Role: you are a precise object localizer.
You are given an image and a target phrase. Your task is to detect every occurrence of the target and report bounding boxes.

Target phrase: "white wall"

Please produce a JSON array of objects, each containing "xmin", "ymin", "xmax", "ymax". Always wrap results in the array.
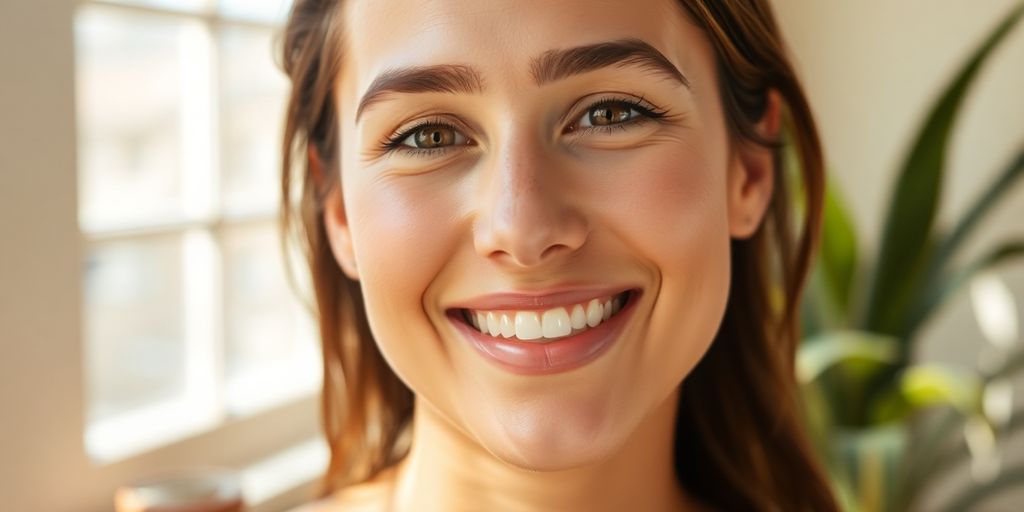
[{"xmin": 774, "ymin": 0, "xmax": 1024, "ymax": 509}]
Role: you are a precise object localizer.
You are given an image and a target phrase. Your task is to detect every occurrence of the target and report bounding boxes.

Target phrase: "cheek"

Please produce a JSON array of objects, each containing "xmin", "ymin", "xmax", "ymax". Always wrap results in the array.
[
  {"xmin": 603, "ymin": 141, "xmax": 733, "ymax": 386},
  {"xmin": 589, "ymin": 133, "xmax": 730, "ymax": 271},
  {"xmin": 345, "ymin": 175, "xmax": 465, "ymax": 387}
]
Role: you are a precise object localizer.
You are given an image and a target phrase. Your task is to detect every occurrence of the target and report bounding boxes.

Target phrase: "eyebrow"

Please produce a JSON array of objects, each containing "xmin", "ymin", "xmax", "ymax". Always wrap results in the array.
[{"xmin": 355, "ymin": 38, "xmax": 690, "ymax": 122}]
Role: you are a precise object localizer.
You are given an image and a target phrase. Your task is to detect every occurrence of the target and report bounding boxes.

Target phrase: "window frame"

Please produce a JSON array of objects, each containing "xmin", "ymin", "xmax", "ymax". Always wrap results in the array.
[{"xmin": 74, "ymin": 0, "xmax": 322, "ymax": 482}]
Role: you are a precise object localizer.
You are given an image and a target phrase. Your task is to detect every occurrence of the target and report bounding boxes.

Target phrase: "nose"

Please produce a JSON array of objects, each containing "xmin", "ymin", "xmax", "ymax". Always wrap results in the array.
[{"xmin": 473, "ymin": 131, "xmax": 589, "ymax": 268}]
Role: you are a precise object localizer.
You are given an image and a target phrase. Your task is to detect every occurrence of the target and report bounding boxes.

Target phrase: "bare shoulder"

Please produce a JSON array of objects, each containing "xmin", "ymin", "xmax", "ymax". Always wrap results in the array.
[{"xmin": 287, "ymin": 472, "xmax": 396, "ymax": 512}]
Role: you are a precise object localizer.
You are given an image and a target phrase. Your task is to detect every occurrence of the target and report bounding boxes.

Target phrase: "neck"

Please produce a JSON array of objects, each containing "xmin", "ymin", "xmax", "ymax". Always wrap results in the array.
[{"xmin": 389, "ymin": 386, "xmax": 694, "ymax": 512}]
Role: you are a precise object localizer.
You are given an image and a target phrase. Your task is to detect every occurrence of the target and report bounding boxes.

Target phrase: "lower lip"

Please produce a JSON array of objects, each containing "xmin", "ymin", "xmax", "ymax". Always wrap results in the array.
[{"xmin": 447, "ymin": 292, "xmax": 638, "ymax": 375}]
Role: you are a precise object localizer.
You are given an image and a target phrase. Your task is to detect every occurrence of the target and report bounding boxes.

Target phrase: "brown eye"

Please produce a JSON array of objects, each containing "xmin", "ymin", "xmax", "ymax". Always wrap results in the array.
[
  {"xmin": 587, "ymin": 104, "xmax": 633, "ymax": 126},
  {"xmin": 406, "ymin": 125, "xmax": 464, "ymax": 148}
]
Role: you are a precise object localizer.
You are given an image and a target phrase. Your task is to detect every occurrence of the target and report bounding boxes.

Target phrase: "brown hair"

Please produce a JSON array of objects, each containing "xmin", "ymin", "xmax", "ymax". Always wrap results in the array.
[{"xmin": 279, "ymin": 1, "xmax": 837, "ymax": 510}]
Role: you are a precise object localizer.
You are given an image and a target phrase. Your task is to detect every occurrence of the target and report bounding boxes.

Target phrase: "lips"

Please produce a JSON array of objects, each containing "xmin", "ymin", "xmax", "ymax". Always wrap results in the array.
[{"xmin": 446, "ymin": 288, "xmax": 640, "ymax": 375}]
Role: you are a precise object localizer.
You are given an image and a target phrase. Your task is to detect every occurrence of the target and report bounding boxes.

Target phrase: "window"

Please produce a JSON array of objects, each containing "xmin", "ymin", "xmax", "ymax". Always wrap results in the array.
[{"xmin": 74, "ymin": 0, "xmax": 320, "ymax": 463}]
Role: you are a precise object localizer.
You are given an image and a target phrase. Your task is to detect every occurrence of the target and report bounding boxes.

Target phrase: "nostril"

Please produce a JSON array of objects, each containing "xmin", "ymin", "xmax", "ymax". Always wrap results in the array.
[{"xmin": 539, "ymin": 244, "xmax": 574, "ymax": 261}]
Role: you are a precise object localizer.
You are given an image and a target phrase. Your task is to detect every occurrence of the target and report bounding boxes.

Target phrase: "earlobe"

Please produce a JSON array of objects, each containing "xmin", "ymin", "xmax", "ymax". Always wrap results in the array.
[
  {"xmin": 727, "ymin": 90, "xmax": 782, "ymax": 240},
  {"xmin": 313, "ymin": 147, "xmax": 360, "ymax": 281}
]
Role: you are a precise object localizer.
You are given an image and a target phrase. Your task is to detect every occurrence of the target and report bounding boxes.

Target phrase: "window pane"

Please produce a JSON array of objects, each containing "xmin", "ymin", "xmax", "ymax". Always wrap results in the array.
[
  {"xmin": 219, "ymin": 26, "xmax": 289, "ymax": 217},
  {"xmin": 75, "ymin": 6, "xmax": 214, "ymax": 231},
  {"xmin": 84, "ymin": 234, "xmax": 187, "ymax": 424},
  {"xmin": 218, "ymin": 0, "xmax": 293, "ymax": 23},
  {"xmin": 222, "ymin": 223, "xmax": 319, "ymax": 416}
]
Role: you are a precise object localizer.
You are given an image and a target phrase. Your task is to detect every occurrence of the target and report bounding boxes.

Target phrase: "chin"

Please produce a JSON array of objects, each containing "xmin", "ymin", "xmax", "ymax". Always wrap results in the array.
[{"xmin": 474, "ymin": 397, "xmax": 633, "ymax": 473}]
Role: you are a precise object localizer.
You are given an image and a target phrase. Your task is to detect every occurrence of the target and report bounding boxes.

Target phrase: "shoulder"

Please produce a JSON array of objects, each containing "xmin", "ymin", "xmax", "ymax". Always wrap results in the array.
[
  {"xmin": 287, "ymin": 473, "xmax": 396, "ymax": 512},
  {"xmin": 286, "ymin": 491, "xmax": 384, "ymax": 512}
]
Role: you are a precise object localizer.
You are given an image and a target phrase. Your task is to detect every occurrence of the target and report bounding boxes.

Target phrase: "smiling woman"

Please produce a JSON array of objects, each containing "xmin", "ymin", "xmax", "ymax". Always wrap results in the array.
[{"xmin": 280, "ymin": 0, "xmax": 837, "ymax": 511}]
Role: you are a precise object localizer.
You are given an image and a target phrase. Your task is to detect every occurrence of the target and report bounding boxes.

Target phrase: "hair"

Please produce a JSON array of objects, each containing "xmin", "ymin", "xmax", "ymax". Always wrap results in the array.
[{"xmin": 279, "ymin": 1, "xmax": 837, "ymax": 510}]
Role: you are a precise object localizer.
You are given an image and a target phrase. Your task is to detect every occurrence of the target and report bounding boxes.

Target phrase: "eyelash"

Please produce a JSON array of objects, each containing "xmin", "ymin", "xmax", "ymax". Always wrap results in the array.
[{"xmin": 377, "ymin": 96, "xmax": 671, "ymax": 158}]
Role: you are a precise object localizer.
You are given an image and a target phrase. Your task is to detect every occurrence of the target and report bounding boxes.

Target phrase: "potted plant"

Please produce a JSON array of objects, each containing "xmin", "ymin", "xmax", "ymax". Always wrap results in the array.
[{"xmin": 797, "ymin": 4, "xmax": 1024, "ymax": 511}]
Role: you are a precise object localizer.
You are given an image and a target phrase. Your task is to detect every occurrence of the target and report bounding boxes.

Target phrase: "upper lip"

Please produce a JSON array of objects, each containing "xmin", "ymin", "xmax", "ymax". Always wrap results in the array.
[{"xmin": 448, "ymin": 285, "xmax": 638, "ymax": 312}]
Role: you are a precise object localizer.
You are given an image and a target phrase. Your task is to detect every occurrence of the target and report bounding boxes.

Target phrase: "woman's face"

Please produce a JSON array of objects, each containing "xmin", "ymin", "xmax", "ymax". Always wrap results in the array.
[{"xmin": 326, "ymin": 0, "xmax": 775, "ymax": 470}]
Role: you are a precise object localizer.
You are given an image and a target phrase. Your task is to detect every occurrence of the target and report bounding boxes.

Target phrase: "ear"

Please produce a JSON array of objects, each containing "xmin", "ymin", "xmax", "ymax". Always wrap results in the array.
[
  {"xmin": 727, "ymin": 90, "xmax": 782, "ymax": 239},
  {"xmin": 313, "ymin": 146, "xmax": 360, "ymax": 280}
]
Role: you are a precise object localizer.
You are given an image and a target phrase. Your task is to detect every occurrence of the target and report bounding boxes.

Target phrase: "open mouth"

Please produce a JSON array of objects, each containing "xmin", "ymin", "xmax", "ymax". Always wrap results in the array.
[{"xmin": 455, "ymin": 289, "xmax": 637, "ymax": 343}]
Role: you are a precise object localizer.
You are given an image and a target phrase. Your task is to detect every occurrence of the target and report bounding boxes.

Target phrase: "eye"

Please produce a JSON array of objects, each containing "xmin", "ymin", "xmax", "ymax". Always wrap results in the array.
[
  {"xmin": 378, "ymin": 120, "xmax": 473, "ymax": 158},
  {"xmin": 399, "ymin": 124, "xmax": 468, "ymax": 149},
  {"xmin": 580, "ymin": 103, "xmax": 638, "ymax": 128},
  {"xmin": 385, "ymin": 121, "xmax": 471, "ymax": 153},
  {"xmin": 566, "ymin": 97, "xmax": 669, "ymax": 135}
]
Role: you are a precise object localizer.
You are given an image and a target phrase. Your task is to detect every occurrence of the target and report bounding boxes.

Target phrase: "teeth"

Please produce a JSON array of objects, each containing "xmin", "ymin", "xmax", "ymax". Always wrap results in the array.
[
  {"xmin": 586, "ymin": 299, "xmax": 603, "ymax": 328},
  {"xmin": 465, "ymin": 292, "xmax": 631, "ymax": 342},
  {"xmin": 570, "ymin": 304, "xmax": 587, "ymax": 330},
  {"xmin": 499, "ymin": 313, "xmax": 515, "ymax": 338},
  {"xmin": 514, "ymin": 311, "xmax": 543, "ymax": 340},
  {"xmin": 541, "ymin": 308, "xmax": 572, "ymax": 338},
  {"xmin": 486, "ymin": 312, "xmax": 501, "ymax": 337}
]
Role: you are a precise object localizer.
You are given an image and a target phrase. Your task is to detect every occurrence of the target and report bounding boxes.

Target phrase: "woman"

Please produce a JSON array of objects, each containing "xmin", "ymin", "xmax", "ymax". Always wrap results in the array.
[{"xmin": 281, "ymin": 0, "xmax": 837, "ymax": 510}]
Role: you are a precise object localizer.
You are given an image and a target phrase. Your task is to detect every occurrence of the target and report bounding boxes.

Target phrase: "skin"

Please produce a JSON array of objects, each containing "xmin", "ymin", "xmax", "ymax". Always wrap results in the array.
[{"xmin": 315, "ymin": 0, "xmax": 780, "ymax": 510}]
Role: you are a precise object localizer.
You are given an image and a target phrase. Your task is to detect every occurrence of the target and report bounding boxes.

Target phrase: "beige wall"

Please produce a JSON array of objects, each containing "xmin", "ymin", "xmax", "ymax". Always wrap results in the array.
[
  {"xmin": 2, "ymin": 0, "xmax": 1022, "ymax": 510},
  {"xmin": 774, "ymin": 0, "xmax": 1024, "ymax": 509},
  {"xmin": 1, "ymin": 1, "xmax": 86, "ymax": 510}
]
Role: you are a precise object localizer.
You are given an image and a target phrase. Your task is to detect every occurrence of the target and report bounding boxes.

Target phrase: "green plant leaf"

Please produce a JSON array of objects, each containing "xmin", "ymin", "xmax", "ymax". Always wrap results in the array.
[
  {"xmin": 928, "ymin": 148, "xmax": 1024, "ymax": 279},
  {"xmin": 800, "ymin": 331, "xmax": 902, "ymax": 426},
  {"xmin": 803, "ymin": 258, "xmax": 846, "ymax": 337},
  {"xmin": 898, "ymin": 407, "xmax": 964, "ymax": 511},
  {"xmin": 868, "ymin": 365, "xmax": 983, "ymax": 425},
  {"xmin": 798, "ymin": 331, "xmax": 900, "ymax": 384},
  {"xmin": 901, "ymin": 365, "xmax": 982, "ymax": 413},
  {"xmin": 826, "ymin": 424, "xmax": 909, "ymax": 512},
  {"xmin": 820, "ymin": 179, "xmax": 860, "ymax": 319},
  {"xmin": 863, "ymin": 3, "xmax": 1024, "ymax": 339},
  {"xmin": 801, "ymin": 274, "xmax": 826, "ymax": 338},
  {"xmin": 941, "ymin": 464, "xmax": 1024, "ymax": 512},
  {"xmin": 906, "ymin": 404, "xmax": 1024, "ymax": 510},
  {"xmin": 985, "ymin": 346, "xmax": 1024, "ymax": 381},
  {"xmin": 901, "ymin": 348, "xmax": 1024, "ymax": 502},
  {"xmin": 894, "ymin": 350, "xmax": 1024, "ymax": 510},
  {"xmin": 903, "ymin": 239, "xmax": 1024, "ymax": 337}
]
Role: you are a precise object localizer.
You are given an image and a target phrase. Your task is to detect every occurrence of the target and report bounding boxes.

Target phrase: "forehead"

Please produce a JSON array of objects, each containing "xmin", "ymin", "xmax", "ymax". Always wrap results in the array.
[{"xmin": 340, "ymin": 0, "xmax": 704, "ymax": 97}]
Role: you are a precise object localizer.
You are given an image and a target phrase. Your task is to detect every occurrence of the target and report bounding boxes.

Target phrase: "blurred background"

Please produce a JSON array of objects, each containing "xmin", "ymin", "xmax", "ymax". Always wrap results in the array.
[{"xmin": 0, "ymin": 0, "xmax": 1021, "ymax": 510}]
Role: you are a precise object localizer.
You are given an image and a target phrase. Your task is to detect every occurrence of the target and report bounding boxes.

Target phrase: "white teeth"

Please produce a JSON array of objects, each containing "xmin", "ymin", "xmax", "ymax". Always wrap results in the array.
[
  {"xmin": 586, "ymin": 299, "xmax": 603, "ymax": 328},
  {"xmin": 466, "ymin": 292, "xmax": 631, "ymax": 341},
  {"xmin": 542, "ymin": 308, "xmax": 572, "ymax": 338},
  {"xmin": 499, "ymin": 313, "xmax": 515, "ymax": 338},
  {"xmin": 514, "ymin": 311, "xmax": 543, "ymax": 340},
  {"xmin": 570, "ymin": 304, "xmax": 587, "ymax": 330},
  {"xmin": 486, "ymin": 312, "xmax": 501, "ymax": 337}
]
